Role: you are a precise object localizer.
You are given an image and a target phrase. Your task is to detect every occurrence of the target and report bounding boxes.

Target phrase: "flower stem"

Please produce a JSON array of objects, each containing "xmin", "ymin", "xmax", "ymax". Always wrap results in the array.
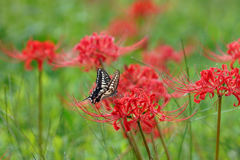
[
  {"xmin": 38, "ymin": 70, "xmax": 43, "ymax": 159},
  {"xmin": 137, "ymin": 121, "xmax": 152, "ymax": 160},
  {"xmin": 156, "ymin": 123, "xmax": 172, "ymax": 160},
  {"xmin": 181, "ymin": 39, "xmax": 192, "ymax": 160},
  {"xmin": 189, "ymin": 118, "xmax": 192, "ymax": 160},
  {"xmin": 114, "ymin": 145, "xmax": 132, "ymax": 160},
  {"xmin": 150, "ymin": 131, "xmax": 159, "ymax": 160},
  {"xmin": 130, "ymin": 130, "xmax": 144, "ymax": 160},
  {"xmin": 215, "ymin": 96, "xmax": 222, "ymax": 160},
  {"xmin": 121, "ymin": 121, "xmax": 143, "ymax": 160}
]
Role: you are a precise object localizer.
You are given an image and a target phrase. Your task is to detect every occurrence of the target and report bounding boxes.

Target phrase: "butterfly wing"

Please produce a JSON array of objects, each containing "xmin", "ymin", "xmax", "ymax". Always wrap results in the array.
[
  {"xmin": 100, "ymin": 70, "xmax": 120, "ymax": 100},
  {"xmin": 96, "ymin": 68, "xmax": 111, "ymax": 88},
  {"xmin": 82, "ymin": 68, "xmax": 111, "ymax": 104}
]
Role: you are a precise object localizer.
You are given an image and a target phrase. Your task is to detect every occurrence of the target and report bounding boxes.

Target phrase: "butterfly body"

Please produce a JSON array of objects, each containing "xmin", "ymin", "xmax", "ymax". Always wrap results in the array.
[{"xmin": 82, "ymin": 69, "xmax": 120, "ymax": 104}]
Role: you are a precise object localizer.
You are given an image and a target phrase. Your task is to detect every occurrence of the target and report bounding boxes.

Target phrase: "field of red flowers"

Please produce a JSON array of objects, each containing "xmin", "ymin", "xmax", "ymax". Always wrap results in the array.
[{"xmin": 0, "ymin": 0, "xmax": 240, "ymax": 159}]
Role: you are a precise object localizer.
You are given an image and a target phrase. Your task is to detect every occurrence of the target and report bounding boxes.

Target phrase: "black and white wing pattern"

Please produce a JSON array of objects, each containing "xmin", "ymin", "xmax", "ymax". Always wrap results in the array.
[
  {"xmin": 96, "ymin": 68, "xmax": 111, "ymax": 89},
  {"xmin": 82, "ymin": 68, "xmax": 120, "ymax": 104},
  {"xmin": 100, "ymin": 70, "xmax": 120, "ymax": 100}
]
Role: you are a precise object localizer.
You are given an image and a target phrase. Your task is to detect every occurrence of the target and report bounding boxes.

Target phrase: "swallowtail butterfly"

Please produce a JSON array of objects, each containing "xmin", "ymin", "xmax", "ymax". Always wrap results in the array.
[{"xmin": 82, "ymin": 68, "xmax": 120, "ymax": 104}]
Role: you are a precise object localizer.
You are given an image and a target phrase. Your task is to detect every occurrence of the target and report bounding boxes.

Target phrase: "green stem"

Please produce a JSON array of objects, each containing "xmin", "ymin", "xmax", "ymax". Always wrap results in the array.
[
  {"xmin": 137, "ymin": 121, "xmax": 152, "ymax": 160},
  {"xmin": 4, "ymin": 85, "xmax": 8, "ymax": 129},
  {"xmin": 150, "ymin": 131, "xmax": 159, "ymax": 160},
  {"xmin": 129, "ymin": 129, "xmax": 144, "ymax": 160},
  {"xmin": 189, "ymin": 119, "xmax": 192, "ymax": 160},
  {"xmin": 38, "ymin": 70, "xmax": 43, "ymax": 159},
  {"xmin": 181, "ymin": 39, "xmax": 192, "ymax": 160},
  {"xmin": 114, "ymin": 145, "xmax": 132, "ymax": 160},
  {"xmin": 121, "ymin": 121, "xmax": 143, "ymax": 160},
  {"xmin": 215, "ymin": 96, "xmax": 222, "ymax": 160},
  {"xmin": 156, "ymin": 123, "xmax": 171, "ymax": 160}
]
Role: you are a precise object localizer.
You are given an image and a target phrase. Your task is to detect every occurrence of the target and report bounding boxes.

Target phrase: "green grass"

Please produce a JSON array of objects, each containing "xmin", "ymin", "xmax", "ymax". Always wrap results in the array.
[{"xmin": 1, "ymin": 0, "xmax": 240, "ymax": 159}]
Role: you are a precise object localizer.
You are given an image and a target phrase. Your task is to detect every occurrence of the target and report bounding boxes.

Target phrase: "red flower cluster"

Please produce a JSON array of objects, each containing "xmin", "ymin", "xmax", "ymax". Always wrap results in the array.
[
  {"xmin": 161, "ymin": 64, "xmax": 240, "ymax": 106},
  {"xmin": 0, "ymin": 39, "xmax": 58, "ymax": 70},
  {"xmin": 129, "ymin": 0, "xmax": 160, "ymax": 19},
  {"xmin": 204, "ymin": 38, "xmax": 240, "ymax": 69},
  {"xmin": 53, "ymin": 32, "xmax": 147, "ymax": 71},
  {"xmin": 118, "ymin": 64, "xmax": 179, "ymax": 101},
  {"xmin": 107, "ymin": 19, "xmax": 138, "ymax": 38},
  {"xmin": 74, "ymin": 88, "xmax": 193, "ymax": 132},
  {"xmin": 143, "ymin": 44, "xmax": 193, "ymax": 71}
]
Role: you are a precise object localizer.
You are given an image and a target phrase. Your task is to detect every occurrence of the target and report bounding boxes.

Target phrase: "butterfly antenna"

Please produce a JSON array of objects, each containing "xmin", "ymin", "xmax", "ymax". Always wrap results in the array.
[{"xmin": 81, "ymin": 97, "xmax": 89, "ymax": 102}]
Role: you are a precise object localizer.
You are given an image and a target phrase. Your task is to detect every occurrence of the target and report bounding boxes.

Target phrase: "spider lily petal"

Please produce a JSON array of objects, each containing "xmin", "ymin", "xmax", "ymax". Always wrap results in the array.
[
  {"xmin": 161, "ymin": 64, "xmax": 240, "ymax": 106},
  {"xmin": 74, "ymin": 88, "xmax": 194, "ymax": 132},
  {"xmin": 204, "ymin": 38, "xmax": 240, "ymax": 69},
  {"xmin": 53, "ymin": 32, "xmax": 147, "ymax": 71},
  {"xmin": 0, "ymin": 39, "xmax": 59, "ymax": 70}
]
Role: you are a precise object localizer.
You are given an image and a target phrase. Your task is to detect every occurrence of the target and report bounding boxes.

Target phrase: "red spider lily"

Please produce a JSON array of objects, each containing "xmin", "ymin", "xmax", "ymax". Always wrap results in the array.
[
  {"xmin": 107, "ymin": 19, "xmax": 138, "ymax": 38},
  {"xmin": 129, "ymin": 0, "xmax": 160, "ymax": 19},
  {"xmin": 143, "ymin": 44, "xmax": 194, "ymax": 71},
  {"xmin": 161, "ymin": 64, "xmax": 240, "ymax": 106},
  {"xmin": 204, "ymin": 38, "xmax": 240, "ymax": 69},
  {"xmin": 74, "ymin": 88, "xmax": 194, "ymax": 132},
  {"xmin": 118, "ymin": 64, "xmax": 182, "ymax": 101},
  {"xmin": 0, "ymin": 39, "xmax": 59, "ymax": 70},
  {"xmin": 53, "ymin": 32, "xmax": 147, "ymax": 71}
]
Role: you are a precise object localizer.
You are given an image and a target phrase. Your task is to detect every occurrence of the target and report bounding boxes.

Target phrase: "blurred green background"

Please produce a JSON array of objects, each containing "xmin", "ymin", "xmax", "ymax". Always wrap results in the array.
[{"xmin": 1, "ymin": 0, "xmax": 240, "ymax": 159}]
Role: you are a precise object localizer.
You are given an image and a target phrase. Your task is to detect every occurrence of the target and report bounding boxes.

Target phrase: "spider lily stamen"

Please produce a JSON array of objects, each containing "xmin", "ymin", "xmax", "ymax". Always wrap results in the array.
[
  {"xmin": 74, "ymin": 88, "xmax": 195, "ymax": 132},
  {"xmin": 161, "ymin": 64, "xmax": 240, "ymax": 106}
]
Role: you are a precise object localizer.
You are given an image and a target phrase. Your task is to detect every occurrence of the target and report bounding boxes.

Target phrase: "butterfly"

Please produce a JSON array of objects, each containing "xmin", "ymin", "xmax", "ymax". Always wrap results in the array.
[{"xmin": 82, "ymin": 68, "xmax": 120, "ymax": 104}]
